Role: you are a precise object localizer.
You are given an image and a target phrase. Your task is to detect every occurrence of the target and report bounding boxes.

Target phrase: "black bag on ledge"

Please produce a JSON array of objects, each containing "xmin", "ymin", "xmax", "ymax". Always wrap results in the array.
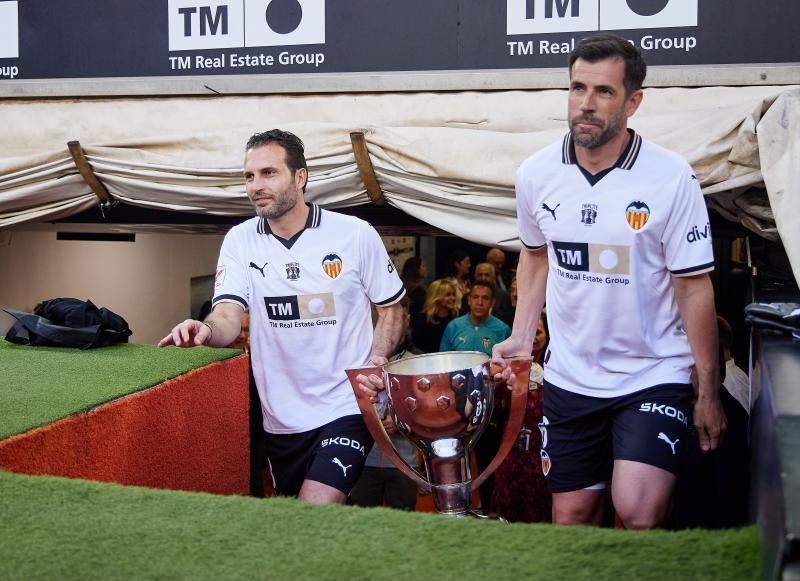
[{"xmin": 4, "ymin": 298, "xmax": 132, "ymax": 349}]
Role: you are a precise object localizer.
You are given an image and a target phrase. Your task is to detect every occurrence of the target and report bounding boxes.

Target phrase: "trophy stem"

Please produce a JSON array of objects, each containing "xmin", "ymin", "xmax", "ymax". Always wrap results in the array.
[{"xmin": 426, "ymin": 438, "xmax": 474, "ymax": 516}]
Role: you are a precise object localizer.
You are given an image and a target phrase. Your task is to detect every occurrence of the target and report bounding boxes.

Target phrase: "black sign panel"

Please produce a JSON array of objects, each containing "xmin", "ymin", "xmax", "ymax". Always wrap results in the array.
[{"xmin": 0, "ymin": 0, "xmax": 798, "ymax": 86}]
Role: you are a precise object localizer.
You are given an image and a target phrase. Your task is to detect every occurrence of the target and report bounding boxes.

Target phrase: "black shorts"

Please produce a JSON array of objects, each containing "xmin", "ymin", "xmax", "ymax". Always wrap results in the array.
[
  {"xmin": 264, "ymin": 414, "xmax": 373, "ymax": 497},
  {"xmin": 540, "ymin": 381, "xmax": 694, "ymax": 493}
]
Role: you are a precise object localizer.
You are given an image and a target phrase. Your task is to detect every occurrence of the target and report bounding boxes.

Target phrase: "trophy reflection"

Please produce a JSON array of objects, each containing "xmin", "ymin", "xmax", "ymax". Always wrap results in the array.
[{"xmin": 347, "ymin": 351, "xmax": 530, "ymax": 516}]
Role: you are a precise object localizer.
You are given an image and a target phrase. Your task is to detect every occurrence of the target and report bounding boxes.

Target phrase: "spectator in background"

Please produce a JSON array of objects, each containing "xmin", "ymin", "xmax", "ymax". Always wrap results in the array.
[
  {"xmin": 474, "ymin": 262, "xmax": 514, "ymax": 326},
  {"xmin": 412, "ymin": 279, "xmax": 459, "ymax": 354},
  {"xmin": 718, "ymin": 316, "xmax": 758, "ymax": 413},
  {"xmin": 486, "ymin": 248, "xmax": 510, "ymax": 292},
  {"xmin": 350, "ymin": 297, "xmax": 421, "ymax": 510},
  {"xmin": 440, "ymin": 281, "xmax": 511, "ymax": 354},
  {"xmin": 507, "ymin": 276, "xmax": 518, "ymax": 325},
  {"xmin": 491, "ymin": 316, "xmax": 552, "ymax": 523},
  {"xmin": 400, "ymin": 257, "xmax": 428, "ymax": 320},
  {"xmin": 444, "ymin": 249, "xmax": 472, "ymax": 314},
  {"xmin": 669, "ymin": 315, "xmax": 754, "ymax": 529}
]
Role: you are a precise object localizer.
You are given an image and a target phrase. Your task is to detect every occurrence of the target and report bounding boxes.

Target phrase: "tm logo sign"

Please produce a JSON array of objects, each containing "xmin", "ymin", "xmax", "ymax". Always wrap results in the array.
[
  {"xmin": 168, "ymin": 0, "xmax": 325, "ymax": 51},
  {"xmin": 507, "ymin": 0, "xmax": 697, "ymax": 35}
]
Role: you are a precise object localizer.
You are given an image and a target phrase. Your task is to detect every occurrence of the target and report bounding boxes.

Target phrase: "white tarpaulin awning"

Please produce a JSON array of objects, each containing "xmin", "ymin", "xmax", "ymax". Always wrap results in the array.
[{"xmin": 1, "ymin": 86, "xmax": 798, "ymax": 280}]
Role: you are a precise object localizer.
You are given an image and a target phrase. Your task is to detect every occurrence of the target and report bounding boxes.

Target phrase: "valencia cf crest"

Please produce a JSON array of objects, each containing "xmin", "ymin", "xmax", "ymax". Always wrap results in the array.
[
  {"xmin": 540, "ymin": 449, "xmax": 552, "ymax": 476},
  {"xmin": 285, "ymin": 262, "xmax": 301, "ymax": 280},
  {"xmin": 625, "ymin": 200, "xmax": 650, "ymax": 231},
  {"xmin": 322, "ymin": 253, "xmax": 343, "ymax": 279}
]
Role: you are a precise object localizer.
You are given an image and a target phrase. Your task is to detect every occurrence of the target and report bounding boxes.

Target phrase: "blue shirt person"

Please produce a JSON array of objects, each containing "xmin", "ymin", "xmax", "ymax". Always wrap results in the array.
[{"xmin": 440, "ymin": 280, "xmax": 511, "ymax": 355}]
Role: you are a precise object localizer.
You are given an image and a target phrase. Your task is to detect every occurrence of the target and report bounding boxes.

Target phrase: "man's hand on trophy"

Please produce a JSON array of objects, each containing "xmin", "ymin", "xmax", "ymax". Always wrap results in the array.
[
  {"xmin": 355, "ymin": 355, "xmax": 388, "ymax": 403},
  {"xmin": 491, "ymin": 335, "xmax": 532, "ymax": 387}
]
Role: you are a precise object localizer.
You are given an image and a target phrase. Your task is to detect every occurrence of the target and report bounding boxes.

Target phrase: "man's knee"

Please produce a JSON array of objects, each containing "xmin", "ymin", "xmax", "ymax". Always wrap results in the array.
[
  {"xmin": 552, "ymin": 489, "xmax": 605, "ymax": 526},
  {"xmin": 615, "ymin": 501, "xmax": 669, "ymax": 530},
  {"xmin": 612, "ymin": 461, "xmax": 674, "ymax": 529}
]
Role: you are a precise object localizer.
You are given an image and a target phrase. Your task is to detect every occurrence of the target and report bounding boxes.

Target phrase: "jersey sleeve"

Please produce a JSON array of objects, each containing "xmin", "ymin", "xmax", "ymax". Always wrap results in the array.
[
  {"xmin": 515, "ymin": 163, "xmax": 546, "ymax": 249},
  {"xmin": 662, "ymin": 163, "xmax": 715, "ymax": 276},
  {"xmin": 359, "ymin": 222, "xmax": 406, "ymax": 306},
  {"xmin": 212, "ymin": 229, "xmax": 250, "ymax": 310}
]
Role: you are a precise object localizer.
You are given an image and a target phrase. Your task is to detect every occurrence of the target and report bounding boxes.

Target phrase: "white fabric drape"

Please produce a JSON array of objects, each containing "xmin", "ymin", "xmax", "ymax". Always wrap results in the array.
[{"xmin": 1, "ymin": 86, "xmax": 797, "ymax": 280}]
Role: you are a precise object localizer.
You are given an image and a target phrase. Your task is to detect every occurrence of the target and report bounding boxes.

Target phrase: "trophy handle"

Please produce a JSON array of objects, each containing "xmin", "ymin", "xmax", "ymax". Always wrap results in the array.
[
  {"xmin": 346, "ymin": 367, "xmax": 430, "ymax": 489},
  {"xmin": 472, "ymin": 357, "xmax": 531, "ymax": 491}
]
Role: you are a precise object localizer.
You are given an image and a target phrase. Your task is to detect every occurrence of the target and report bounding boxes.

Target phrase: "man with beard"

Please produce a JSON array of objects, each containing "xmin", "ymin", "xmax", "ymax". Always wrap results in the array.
[
  {"xmin": 159, "ymin": 129, "xmax": 405, "ymax": 504},
  {"xmin": 492, "ymin": 34, "xmax": 726, "ymax": 529}
]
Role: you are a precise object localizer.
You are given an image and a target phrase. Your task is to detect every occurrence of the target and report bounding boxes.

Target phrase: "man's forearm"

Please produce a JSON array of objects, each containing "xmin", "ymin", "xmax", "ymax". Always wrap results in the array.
[
  {"xmin": 672, "ymin": 274, "xmax": 719, "ymax": 395},
  {"xmin": 203, "ymin": 304, "xmax": 244, "ymax": 347},
  {"xmin": 370, "ymin": 303, "xmax": 404, "ymax": 360}
]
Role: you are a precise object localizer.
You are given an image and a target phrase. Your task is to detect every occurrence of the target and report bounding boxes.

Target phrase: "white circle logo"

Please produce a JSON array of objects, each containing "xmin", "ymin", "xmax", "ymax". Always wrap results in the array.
[
  {"xmin": 599, "ymin": 249, "xmax": 618, "ymax": 270},
  {"xmin": 308, "ymin": 297, "xmax": 325, "ymax": 314}
]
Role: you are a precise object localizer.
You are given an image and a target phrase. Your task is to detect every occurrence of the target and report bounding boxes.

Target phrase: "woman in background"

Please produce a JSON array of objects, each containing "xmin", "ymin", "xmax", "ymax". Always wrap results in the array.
[
  {"xmin": 412, "ymin": 279, "xmax": 459, "ymax": 353},
  {"xmin": 400, "ymin": 256, "xmax": 428, "ymax": 319},
  {"xmin": 444, "ymin": 249, "xmax": 472, "ymax": 314}
]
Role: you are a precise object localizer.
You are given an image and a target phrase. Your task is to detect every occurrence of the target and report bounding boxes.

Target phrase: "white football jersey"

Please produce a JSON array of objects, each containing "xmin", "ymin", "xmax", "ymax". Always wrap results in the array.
[
  {"xmin": 213, "ymin": 204, "xmax": 405, "ymax": 432},
  {"xmin": 516, "ymin": 131, "xmax": 714, "ymax": 397}
]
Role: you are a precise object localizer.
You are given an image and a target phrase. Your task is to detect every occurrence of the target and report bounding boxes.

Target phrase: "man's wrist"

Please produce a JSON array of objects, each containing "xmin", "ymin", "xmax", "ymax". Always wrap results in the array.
[{"xmin": 201, "ymin": 321, "xmax": 213, "ymax": 345}]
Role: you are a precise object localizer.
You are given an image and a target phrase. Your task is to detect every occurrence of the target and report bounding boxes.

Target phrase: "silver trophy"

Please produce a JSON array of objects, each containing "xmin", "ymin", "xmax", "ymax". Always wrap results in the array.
[{"xmin": 346, "ymin": 351, "xmax": 530, "ymax": 516}]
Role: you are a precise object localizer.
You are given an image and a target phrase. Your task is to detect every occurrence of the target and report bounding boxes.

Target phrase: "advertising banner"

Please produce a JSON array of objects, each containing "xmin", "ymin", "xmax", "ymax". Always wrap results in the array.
[{"xmin": 0, "ymin": 0, "xmax": 798, "ymax": 94}]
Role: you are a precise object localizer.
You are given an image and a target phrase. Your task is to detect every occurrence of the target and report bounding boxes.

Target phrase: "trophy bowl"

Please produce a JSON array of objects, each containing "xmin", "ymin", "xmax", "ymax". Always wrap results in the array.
[{"xmin": 347, "ymin": 351, "xmax": 530, "ymax": 516}]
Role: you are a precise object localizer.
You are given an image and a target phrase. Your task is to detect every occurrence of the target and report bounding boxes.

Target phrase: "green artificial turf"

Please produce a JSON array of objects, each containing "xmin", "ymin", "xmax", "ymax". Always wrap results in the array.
[
  {"xmin": 0, "ymin": 470, "xmax": 760, "ymax": 581},
  {"xmin": 0, "ymin": 341, "xmax": 242, "ymax": 439}
]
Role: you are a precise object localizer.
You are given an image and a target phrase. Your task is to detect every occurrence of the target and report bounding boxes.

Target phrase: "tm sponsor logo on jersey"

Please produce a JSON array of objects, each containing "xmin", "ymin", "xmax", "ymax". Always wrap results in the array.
[
  {"xmin": 264, "ymin": 292, "xmax": 337, "ymax": 328},
  {"xmin": 552, "ymin": 241, "xmax": 631, "ymax": 285}
]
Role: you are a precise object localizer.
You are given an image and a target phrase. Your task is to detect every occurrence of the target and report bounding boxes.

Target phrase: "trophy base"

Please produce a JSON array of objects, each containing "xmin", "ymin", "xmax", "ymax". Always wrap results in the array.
[{"xmin": 469, "ymin": 510, "xmax": 508, "ymax": 522}]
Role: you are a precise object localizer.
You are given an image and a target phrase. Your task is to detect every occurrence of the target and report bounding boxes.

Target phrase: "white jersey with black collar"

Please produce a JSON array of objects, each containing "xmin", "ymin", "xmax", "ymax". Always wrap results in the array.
[
  {"xmin": 212, "ymin": 204, "xmax": 405, "ymax": 433},
  {"xmin": 516, "ymin": 130, "xmax": 714, "ymax": 397}
]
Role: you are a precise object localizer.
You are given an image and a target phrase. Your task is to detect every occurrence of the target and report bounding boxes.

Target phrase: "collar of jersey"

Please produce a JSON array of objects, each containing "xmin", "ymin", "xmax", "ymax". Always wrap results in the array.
[
  {"xmin": 256, "ymin": 202, "xmax": 321, "ymax": 238},
  {"xmin": 561, "ymin": 128, "xmax": 642, "ymax": 171}
]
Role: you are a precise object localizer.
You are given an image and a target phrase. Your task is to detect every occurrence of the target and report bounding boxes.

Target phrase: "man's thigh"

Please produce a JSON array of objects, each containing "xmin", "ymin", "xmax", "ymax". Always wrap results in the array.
[
  {"xmin": 265, "ymin": 414, "xmax": 373, "ymax": 497},
  {"xmin": 541, "ymin": 381, "xmax": 614, "ymax": 493},
  {"xmin": 611, "ymin": 383, "xmax": 694, "ymax": 473},
  {"xmin": 306, "ymin": 414, "xmax": 374, "ymax": 495},
  {"xmin": 609, "ymin": 384, "xmax": 694, "ymax": 527}
]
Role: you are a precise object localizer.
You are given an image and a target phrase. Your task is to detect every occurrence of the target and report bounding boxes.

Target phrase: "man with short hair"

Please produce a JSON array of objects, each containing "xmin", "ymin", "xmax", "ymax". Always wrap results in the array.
[
  {"xmin": 486, "ymin": 248, "xmax": 509, "ymax": 292},
  {"xmin": 159, "ymin": 129, "xmax": 405, "ymax": 505},
  {"xmin": 474, "ymin": 262, "xmax": 514, "ymax": 326},
  {"xmin": 493, "ymin": 33, "xmax": 726, "ymax": 529},
  {"xmin": 440, "ymin": 280, "xmax": 511, "ymax": 354}
]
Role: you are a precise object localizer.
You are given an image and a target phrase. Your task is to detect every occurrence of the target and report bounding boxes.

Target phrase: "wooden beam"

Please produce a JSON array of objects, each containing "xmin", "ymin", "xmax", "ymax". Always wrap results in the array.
[
  {"xmin": 67, "ymin": 140, "xmax": 112, "ymax": 204},
  {"xmin": 349, "ymin": 132, "xmax": 387, "ymax": 206}
]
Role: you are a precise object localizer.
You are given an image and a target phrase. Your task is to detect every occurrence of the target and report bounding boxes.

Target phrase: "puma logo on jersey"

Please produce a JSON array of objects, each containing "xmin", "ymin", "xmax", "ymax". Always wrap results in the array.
[
  {"xmin": 332, "ymin": 457, "xmax": 352, "ymax": 477},
  {"xmin": 658, "ymin": 432, "xmax": 679, "ymax": 455},
  {"xmin": 542, "ymin": 202, "xmax": 561, "ymax": 221},
  {"xmin": 249, "ymin": 261, "xmax": 268, "ymax": 277}
]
